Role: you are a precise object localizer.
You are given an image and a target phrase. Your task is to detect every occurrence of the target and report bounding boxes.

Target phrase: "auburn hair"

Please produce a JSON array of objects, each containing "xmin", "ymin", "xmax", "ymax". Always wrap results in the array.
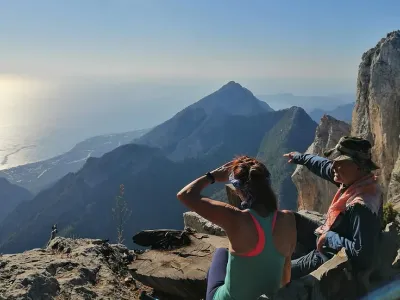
[{"xmin": 230, "ymin": 155, "xmax": 278, "ymax": 213}]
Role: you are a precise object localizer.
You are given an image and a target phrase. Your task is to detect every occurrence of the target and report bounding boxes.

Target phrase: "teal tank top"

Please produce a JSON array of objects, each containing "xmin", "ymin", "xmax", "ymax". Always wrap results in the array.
[{"xmin": 213, "ymin": 209, "xmax": 285, "ymax": 300}]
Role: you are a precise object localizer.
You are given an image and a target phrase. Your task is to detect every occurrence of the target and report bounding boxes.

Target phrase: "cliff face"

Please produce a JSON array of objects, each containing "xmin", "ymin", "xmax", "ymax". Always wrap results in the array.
[
  {"xmin": 389, "ymin": 149, "xmax": 400, "ymax": 210},
  {"xmin": 292, "ymin": 115, "xmax": 350, "ymax": 212},
  {"xmin": 352, "ymin": 30, "xmax": 400, "ymax": 203}
]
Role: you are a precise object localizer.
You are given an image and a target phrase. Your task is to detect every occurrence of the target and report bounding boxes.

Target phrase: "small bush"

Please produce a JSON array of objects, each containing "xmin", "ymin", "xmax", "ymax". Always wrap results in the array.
[
  {"xmin": 382, "ymin": 202, "xmax": 399, "ymax": 228},
  {"xmin": 112, "ymin": 184, "xmax": 132, "ymax": 244}
]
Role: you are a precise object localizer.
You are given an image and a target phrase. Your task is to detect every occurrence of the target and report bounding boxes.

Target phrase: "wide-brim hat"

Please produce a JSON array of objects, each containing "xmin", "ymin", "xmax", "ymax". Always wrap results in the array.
[{"xmin": 323, "ymin": 136, "xmax": 379, "ymax": 171}]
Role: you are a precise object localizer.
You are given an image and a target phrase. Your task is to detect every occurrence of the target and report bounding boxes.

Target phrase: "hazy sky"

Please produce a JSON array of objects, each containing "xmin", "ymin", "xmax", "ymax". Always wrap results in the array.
[{"xmin": 1, "ymin": 0, "xmax": 400, "ymax": 95}]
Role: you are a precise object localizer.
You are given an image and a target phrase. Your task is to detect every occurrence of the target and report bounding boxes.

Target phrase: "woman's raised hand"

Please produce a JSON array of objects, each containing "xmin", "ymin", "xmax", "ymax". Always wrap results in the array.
[{"xmin": 210, "ymin": 161, "xmax": 234, "ymax": 182}]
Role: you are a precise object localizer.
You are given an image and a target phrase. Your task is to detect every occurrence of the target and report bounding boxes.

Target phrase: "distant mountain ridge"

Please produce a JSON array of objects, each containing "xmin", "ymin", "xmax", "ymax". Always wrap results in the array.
[
  {"xmin": 257, "ymin": 93, "xmax": 354, "ymax": 112},
  {"xmin": 0, "ymin": 129, "xmax": 149, "ymax": 194},
  {"xmin": 308, "ymin": 102, "xmax": 354, "ymax": 123},
  {"xmin": 0, "ymin": 81, "xmax": 317, "ymax": 253}
]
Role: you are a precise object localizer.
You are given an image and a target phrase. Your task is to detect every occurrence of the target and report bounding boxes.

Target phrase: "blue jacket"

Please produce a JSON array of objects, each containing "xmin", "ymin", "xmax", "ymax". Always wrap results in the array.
[{"xmin": 293, "ymin": 153, "xmax": 382, "ymax": 270}]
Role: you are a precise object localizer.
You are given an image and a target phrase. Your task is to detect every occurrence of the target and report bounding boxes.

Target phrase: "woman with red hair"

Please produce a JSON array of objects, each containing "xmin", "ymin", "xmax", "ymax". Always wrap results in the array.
[{"xmin": 177, "ymin": 156, "xmax": 296, "ymax": 300}]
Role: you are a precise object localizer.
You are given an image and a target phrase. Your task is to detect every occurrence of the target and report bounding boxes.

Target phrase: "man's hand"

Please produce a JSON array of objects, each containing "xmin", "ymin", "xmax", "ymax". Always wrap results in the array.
[
  {"xmin": 317, "ymin": 232, "xmax": 327, "ymax": 252},
  {"xmin": 283, "ymin": 152, "xmax": 300, "ymax": 163},
  {"xmin": 210, "ymin": 161, "xmax": 234, "ymax": 183}
]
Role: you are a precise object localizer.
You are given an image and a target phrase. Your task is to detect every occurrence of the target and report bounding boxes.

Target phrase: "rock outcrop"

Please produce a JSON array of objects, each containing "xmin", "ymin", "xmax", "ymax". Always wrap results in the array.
[
  {"xmin": 0, "ymin": 237, "xmax": 150, "ymax": 300},
  {"xmin": 129, "ymin": 230, "xmax": 228, "ymax": 300},
  {"xmin": 292, "ymin": 115, "xmax": 350, "ymax": 212},
  {"xmin": 352, "ymin": 30, "xmax": 400, "ymax": 204},
  {"xmin": 183, "ymin": 211, "xmax": 226, "ymax": 236}
]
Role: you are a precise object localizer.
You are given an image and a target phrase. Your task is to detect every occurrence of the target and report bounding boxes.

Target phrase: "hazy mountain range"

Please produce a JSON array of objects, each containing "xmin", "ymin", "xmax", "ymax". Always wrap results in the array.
[
  {"xmin": 257, "ymin": 93, "xmax": 354, "ymax": 112},
  {"xmin": 308, "ymin": 102, "xmax": 354, "ymax": 123},
  {"xmin": 0, "ymin": 81, "xmax": 354, "ymax": 253}
]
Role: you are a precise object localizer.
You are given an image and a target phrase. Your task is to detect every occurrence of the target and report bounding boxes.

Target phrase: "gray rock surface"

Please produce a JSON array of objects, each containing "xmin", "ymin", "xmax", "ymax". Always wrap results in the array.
[
  {"xmin": 352, "ymin": 30, "xmax": 400, "ymax": 204},
  {"xmin": 0, "ymin": 237, "xmax": 149, "ymax": 300},
  {"xmin": 183, "ymin": 211, "xmax": 226, "ymax": 236},
  {"xmin": 292, "ymin": 115, "xmax": 350, "ymax": 212},
  {"xmin": 129, "ymin": 230, "xmax": 228, "ymax": 300}
]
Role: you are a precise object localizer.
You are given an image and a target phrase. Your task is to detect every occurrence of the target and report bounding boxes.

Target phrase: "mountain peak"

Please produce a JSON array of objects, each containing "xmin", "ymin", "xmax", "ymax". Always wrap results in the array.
[
  {"xmin": 187, "ymin": 81, "xmax": 273, "ymax": 116},
  {"xmin": 219, "ymin": 81, "xmax": 243, "ymax": 91}
]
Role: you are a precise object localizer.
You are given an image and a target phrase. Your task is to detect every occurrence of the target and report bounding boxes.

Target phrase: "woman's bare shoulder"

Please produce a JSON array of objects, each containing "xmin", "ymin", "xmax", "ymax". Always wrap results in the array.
[{"xmin": 278, "ymin": 210, "xmax": 296, "ymax": 227}]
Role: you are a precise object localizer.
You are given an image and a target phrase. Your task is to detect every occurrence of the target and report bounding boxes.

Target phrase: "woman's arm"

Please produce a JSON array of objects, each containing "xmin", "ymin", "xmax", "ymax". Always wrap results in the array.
[{"xmin": 177, "ymin": 172, "xmax": 243, "ymax": 236}]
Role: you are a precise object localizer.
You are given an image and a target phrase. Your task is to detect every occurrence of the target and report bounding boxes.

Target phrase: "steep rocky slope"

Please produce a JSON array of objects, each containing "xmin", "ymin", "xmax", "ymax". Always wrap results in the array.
[
  {"xmin": 137, "ymin": 81, "xmax": 273, "ymax": 161},
  {"xmin": 352, "ymin": 30, "xmax": 400, "ymax": 204},
  {"xmin": 209, "ymin": 107, "xmax": 317, "ymax": 208},
  {"xmin": 0, "ymin": 178, "xmax": 32, "ymax": 223},
  {"xmin": 292, "ymin": 115, "xmax": 350, "ymax": 212},
  {"xmin": 256, "ymin": 107, "xmax": 317, "ymax": 210}
]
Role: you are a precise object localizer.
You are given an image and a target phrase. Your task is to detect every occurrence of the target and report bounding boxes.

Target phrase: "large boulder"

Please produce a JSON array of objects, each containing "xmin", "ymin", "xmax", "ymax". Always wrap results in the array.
[
  {"xmin": 183, "ymin": 211, "xmax": 226, "ymax": 236},
  {"xmin": 272, "ymin": 221, "xmax": 400, "ymax": 300},
  {"xmin": 129, "ymin": 230, "xmax": 228, "ymax": 300},
  {"xmin": 292, "ymin": 115, "xmax": 350, "ymax": 212},
  {"xmin": 351, "ymin": 30, "xmax": 400, "ymax": 204}
]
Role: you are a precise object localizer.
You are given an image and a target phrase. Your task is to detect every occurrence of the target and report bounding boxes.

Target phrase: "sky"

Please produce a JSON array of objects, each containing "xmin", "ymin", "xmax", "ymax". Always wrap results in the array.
[{"xmin": 1, "ymin": 0, "xmax": 400, "ymax": 96}]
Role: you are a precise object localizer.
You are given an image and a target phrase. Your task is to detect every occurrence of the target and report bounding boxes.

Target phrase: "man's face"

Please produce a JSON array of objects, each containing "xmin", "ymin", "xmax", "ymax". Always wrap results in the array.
[{"xmin": 332, "ymin": 160, "xmax": 361, "ymax": 185}]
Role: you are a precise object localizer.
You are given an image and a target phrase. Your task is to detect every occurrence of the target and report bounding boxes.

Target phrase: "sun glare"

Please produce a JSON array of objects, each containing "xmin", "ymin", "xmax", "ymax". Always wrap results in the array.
[{"xmin": 0, "ymin": 75, "xmax": 50, "ymax": 106}]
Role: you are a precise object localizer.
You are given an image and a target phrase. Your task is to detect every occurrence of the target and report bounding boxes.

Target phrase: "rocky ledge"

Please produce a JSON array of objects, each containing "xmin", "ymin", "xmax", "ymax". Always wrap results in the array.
[
  {"xmin": 0, "ymin": 237, "xmax": 151, "ymax": 300},
  {"xmin": 1, "ymin": 211, "xmax": 399, "ymax": 300}
]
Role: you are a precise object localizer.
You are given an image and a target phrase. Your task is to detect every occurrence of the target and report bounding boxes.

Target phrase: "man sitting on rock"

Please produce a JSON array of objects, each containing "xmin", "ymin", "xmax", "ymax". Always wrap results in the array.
[{"xmin": 284, "ymin": 136, "xmax": 383, "ymax": 280}]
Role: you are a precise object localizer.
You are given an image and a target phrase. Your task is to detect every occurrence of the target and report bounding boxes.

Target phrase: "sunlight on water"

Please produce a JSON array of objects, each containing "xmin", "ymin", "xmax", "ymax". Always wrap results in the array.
[
  {"xmin": 0, "ymin": 75, "xmax": 61, "ymax": 168},
  {"xmin": 0, "ymin": 75, "xmax": 170, "ymax": 169}
]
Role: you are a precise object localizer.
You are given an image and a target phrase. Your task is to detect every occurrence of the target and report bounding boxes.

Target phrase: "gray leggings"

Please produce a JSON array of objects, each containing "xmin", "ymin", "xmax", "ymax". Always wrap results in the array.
[{"xmin": 206, "ymin": 248, "xmax": 228, "ymax": 300}]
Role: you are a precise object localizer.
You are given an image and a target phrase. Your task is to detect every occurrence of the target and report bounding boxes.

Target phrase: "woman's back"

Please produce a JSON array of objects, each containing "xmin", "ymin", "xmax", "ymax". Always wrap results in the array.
[
  {"xmin": 213, "ymin": 209, "xmax": 295, "ymax": 300},
  {"xmin": 176, "ymin": 155, "xmax": 296, "ymax": 300}
]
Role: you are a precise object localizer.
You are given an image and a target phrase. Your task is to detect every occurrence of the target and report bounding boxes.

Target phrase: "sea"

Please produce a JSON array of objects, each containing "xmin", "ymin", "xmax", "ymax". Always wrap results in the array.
[
  {"xmin": 0, "ymin": 78, "xmax": 204, "ymax": 170},
  {"xmin": 0, "ymin": 98, "xmax": 144, "ymax": 170}
]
